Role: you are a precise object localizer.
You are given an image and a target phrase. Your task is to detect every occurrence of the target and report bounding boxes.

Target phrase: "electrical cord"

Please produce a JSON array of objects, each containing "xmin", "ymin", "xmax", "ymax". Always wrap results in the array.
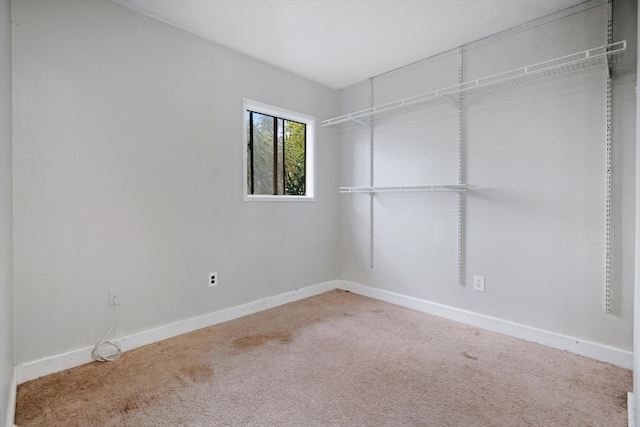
[{"xmin": 91, "ymin": 295, "xmax": 122, "ymax": 362}]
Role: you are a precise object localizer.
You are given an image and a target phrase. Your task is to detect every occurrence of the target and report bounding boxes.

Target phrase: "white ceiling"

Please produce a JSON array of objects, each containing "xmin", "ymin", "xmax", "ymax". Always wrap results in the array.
[{"xmin": 110, "ymin": 0, "xmax": 587, "ymax": 89}]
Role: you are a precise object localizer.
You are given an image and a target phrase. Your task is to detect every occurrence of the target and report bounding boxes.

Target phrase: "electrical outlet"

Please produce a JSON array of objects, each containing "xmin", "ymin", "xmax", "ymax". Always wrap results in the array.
[
  {"xmin": 108, "ymin": 289, "xmax": 120, "ymax": 306},
  {"xmin": 473, "ymin": 276, "xmax": 485, "ymax": 292},
  {"xmin": 208, "ymin": 272, "xmax": 218, "ymax": 287}
]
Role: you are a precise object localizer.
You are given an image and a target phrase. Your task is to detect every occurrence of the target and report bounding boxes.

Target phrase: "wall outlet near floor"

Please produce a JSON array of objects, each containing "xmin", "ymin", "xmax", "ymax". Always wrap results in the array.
[
  {"xmin": 208, "ymin": 272, "xmax": 218, "ymax": 287},
  {"xmin": 108, "ymin": 289, "xmax": 120, "ymax": 306},
  {"xmin": 473, "ymin": 276, "xmax": 485, "ymax": 292}
]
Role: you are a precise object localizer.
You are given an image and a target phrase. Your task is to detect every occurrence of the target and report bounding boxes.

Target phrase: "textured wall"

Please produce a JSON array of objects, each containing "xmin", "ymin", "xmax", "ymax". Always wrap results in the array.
[{"xmin": 12, "ymin": 0, "xmax": 339, "ymax": 364}]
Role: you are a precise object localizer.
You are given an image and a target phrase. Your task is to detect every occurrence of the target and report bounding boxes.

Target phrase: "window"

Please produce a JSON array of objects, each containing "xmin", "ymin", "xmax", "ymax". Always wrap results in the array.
[{"xmin": 243, "ymin": 99, "xmax": 315, "ymax": 201}]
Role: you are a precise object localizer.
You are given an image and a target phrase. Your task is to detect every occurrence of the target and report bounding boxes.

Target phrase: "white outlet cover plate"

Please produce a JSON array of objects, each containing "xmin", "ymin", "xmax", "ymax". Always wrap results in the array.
[
  {"xmin": 209, "ymin": 272, "xmax": 218, "ymax": 287},
  {"xmin": 473, "ymin": 276, "xmax": 485, "ymax": 292},
  {"xmin": 108, "ymin": 289, "xmax": 120, "ymax": 306}
]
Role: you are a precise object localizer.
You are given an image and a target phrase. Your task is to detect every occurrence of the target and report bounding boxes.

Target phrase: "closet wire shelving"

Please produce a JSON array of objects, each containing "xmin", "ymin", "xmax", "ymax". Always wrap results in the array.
[
  {"xmin": 322, "ymin": 41, "xmax": 626, "ymax": 129},
  {"xmin": 325, "ymin": 40, "xmax": 626, "ymax": 301},
  {"xmin": 338, "ymin": 184, "xmax": 477, "ymax": 194}
]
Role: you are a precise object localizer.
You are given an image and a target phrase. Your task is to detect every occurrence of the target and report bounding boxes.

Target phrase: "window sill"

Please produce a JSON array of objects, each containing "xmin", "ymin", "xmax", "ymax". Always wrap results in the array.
[{"xmin": 244, "ymin": 195, "xmax": 315, "ymax": 202}]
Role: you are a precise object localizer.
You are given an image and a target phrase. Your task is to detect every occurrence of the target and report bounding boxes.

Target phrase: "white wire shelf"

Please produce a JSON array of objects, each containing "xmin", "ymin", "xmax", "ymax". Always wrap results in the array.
[
  {"xmin": 322, "ymin": 41, "xmax": 626, "ymax": 128},
  {"xmin": 339, "ymin": 184, "xmax": 478, "ymax": 194}
]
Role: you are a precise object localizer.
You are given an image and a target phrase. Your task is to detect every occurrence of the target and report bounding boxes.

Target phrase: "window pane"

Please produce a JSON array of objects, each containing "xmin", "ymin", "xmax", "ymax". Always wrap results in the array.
[
  {"xmin": 252, "ymin": 112, "xmax": 274, "ymax": 195},
  {"xmin": 284, "ymin": 120, "xmax": 306, "ymax": 195},
  {"xmin": 246, "ymin": 103, "xmax": 311, "ymax": 198}
]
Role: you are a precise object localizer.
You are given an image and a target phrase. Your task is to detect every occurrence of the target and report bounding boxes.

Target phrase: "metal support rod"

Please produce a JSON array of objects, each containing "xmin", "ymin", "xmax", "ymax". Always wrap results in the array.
[
  {"xmin": 605, "ymin": 77, "xmax": 612, "ymax": 313},
  {"xmin": 457, "ymin": 47, "xmax": 465, "ymax": 286},
  {"xmin": 604, "ymin": 0, "xmax": 613, "ymax": 313},
  {"xmin": 368, "ymin": 79, "xmax": 374, "ymax": 269}
]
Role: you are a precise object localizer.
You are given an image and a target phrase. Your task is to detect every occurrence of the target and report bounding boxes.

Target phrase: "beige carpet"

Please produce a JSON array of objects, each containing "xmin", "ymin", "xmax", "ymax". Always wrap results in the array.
[{"xmin": 16, "ymin": 290, "xmax": 631, "ymax": 426}]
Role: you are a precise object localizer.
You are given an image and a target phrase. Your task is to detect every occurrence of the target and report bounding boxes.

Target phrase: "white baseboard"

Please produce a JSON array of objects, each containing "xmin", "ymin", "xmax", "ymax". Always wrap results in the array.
[
  {"xmin": 16, "ymin": 278, "xmax": 632, "ymax": 386},
  {"xmin": 17, "ymin": 280, "xmax": 337, "ymax": 384},
  {"xmin": 628, "ymin": 392, "xmax": 635, "ymax": 427},
  {"xmin": 5, "ymin": 366, "xmax": 16, "ymax": 427},
  {"xmin": 336, "ymin": 280, "xmax": 633, "ymax": 369}
]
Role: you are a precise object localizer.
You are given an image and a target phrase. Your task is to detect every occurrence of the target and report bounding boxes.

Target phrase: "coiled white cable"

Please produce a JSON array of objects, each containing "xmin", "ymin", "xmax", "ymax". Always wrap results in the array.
[{"xmin": 91, "ymin": 295, "xmax": 122, "ymax": 362}]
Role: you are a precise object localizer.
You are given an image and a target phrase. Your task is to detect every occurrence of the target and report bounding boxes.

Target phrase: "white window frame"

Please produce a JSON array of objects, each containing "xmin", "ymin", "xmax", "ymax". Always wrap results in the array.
[{"xmin": 243, "ymin": 98, "xmax": 316, "ymax": 202}]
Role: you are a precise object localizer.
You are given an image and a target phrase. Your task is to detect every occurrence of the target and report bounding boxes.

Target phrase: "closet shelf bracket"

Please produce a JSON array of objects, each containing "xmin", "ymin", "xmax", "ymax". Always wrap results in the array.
[
  {"xmin": 352, "ymin": 118, "xmax": 371, "ymax": 129},
  {"xmin": 443, "ymin": 94, "xmax": 461, "ymax": 109}
]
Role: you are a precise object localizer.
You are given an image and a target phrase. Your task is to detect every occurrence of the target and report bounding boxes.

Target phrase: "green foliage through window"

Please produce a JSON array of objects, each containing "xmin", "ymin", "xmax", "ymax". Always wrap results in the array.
[{"xmin": 247, "ymin": 110, "xmax": 306, "ymax": 196}]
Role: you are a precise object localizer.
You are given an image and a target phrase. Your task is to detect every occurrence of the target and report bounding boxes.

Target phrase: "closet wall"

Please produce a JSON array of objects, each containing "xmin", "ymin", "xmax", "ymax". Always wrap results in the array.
[{"xmin": 338, "ymin": 0, "xmax": 637, "ymax": 353}]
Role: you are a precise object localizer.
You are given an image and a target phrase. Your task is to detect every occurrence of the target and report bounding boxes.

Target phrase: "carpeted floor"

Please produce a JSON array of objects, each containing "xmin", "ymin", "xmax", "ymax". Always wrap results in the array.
[{"xmin": 16, "ymin": 290, "xmax": 631, "ymax": 426}]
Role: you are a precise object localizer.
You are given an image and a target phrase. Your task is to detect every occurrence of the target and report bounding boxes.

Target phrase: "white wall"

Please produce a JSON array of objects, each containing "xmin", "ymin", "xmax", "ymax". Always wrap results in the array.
[
  {"xmin": 0, "ymin": 0, "xmax": 12, "ymax": 422},
  {"xmin": 339, "ymin": 1, "xmax": 636, "ymax": 353},
  {"xmin": 12, "ymin": 0, "xmax": 339, "ymax": 364}
]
